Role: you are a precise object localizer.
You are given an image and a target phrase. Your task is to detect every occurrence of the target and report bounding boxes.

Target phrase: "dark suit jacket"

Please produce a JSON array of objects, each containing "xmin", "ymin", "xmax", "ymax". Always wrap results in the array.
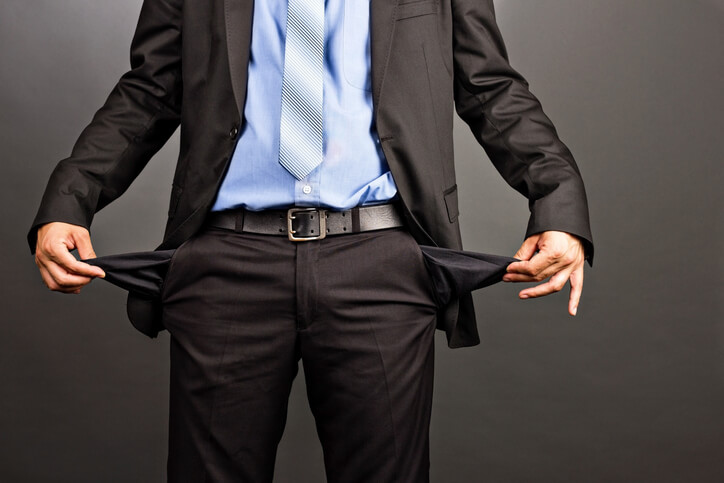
[{"xmin": 28, "ymin": 0, "xmax": 594, "ymax": 348}]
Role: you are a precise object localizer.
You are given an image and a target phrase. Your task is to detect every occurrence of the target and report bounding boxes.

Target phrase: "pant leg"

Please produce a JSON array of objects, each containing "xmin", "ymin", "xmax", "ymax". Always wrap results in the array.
[
  {"xmin": 299, "ymin": 228, "xmax": 439, "ymax": 483},
  {"xmin": 161, "ymin": 228, "xmax": 300, "ymax": 483}
]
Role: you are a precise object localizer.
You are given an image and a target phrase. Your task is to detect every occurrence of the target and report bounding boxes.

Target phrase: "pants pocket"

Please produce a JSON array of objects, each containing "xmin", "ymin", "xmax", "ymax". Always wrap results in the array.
[
  {"xmin": 396, "ymin": 229, "xmax": 445, "ymax": 310},
  {"xmin": 84, "ymin": 249, "xmax": 175, "ymax": 299},
  {"xmin": 158, "ymin": 236, "xmax": 197, "ymax": 304},
  {"xmin": 417, "ymin": 245, "xmax": 518, "ymax": 308}
]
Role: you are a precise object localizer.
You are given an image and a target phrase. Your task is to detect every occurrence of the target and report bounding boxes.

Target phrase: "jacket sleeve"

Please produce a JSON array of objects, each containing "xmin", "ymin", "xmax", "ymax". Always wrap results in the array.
[
  {"xmin": 27, "ymin": 0, "xmax": 183, "ymax": 254},
  {"xmin": 451, "ymin": 0, "xmax": 594, "ymax": 265}
]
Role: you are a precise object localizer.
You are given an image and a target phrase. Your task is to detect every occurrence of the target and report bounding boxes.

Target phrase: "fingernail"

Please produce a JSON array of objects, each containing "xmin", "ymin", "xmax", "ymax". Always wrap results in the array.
[
  {"xmin": 520, "ymin": 294, "xmax": 529, "ymax": 299},
  {"xmin": 502, "ymin": 276, "xmax": 510, "ymax": 282},
  {"xmin": 572, "ymin": 306, "xmax": 578, "ymax": 316}
]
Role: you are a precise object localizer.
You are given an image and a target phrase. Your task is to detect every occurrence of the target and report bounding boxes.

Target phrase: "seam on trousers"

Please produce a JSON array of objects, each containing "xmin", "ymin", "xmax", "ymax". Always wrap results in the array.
[
  {"xmin": 368, "ymin": 320, "xmax": 400, "ymax": 481},
  {"xmin": 202, "ymin": 324, "xmax": 233, "ymax": 483}
]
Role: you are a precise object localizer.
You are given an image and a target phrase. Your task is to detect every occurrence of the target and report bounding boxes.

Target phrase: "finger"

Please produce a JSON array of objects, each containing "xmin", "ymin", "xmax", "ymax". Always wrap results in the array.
[
  {"xmin": 506, "ymin": 249, "xmax": 563, "ymax": 278},
  {"xmin": 46, "ymin": 243, "xmax": 105, "ymax": 278},
  {"xmin": 43, "ymin": 260, "xmax": 94, "ymax": 288},
  {"xmin": 519, "ymin": 266, "xmax": 573, "ymax": 299},
  {"xmin": 512, "ymin": 235, "xmax": 540, "ymax": 261},
  {"xmin": 37, "ymin": 264, "xmax": 55, "ymax": 289},
  {"xmin": 506, "ymin": 232, "xmax": 582, "ymax": 279},
  {"xmin": 503, "ymin": 273, "xmax": 536, "ymax": 282},
  {"xmin": 38, "ymin": 264, "xmax": 87, "ymax": 293},
  {"xmin": 503, "ymin": 259, "xmax": 569, "ymax": 283},
  {"xmin": 568, "ymin": 264, "xmax": 584, "ymax": 316},
  {"xmin": 73, "ymin": 231, "xmax": 98, "ymax": 261}
]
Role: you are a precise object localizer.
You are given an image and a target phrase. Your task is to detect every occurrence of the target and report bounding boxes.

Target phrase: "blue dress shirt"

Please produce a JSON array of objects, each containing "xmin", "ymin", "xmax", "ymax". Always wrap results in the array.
[{"xmin": 211, "ymin": 0, "xmax": 398, "ymax": 212}]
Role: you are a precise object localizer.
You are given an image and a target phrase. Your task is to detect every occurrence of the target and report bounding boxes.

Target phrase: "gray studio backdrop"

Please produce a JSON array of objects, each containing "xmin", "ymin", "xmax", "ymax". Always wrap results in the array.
[{"xmin": 1, "ymin": 0, "xmax": 722, "ymax": 481}]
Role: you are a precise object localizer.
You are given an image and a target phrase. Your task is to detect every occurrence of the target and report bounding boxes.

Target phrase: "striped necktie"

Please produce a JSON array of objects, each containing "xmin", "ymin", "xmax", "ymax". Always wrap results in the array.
[{"xmin": 278, "ymin": 0, "xmax": 324, "ymax": 180}]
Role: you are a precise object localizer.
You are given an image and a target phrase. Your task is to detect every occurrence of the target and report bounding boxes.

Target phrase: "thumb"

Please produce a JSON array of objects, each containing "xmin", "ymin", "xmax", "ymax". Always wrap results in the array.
[
  {"xmin": 72, "ymin": 231, "xmax": 105, "ymax": 278},
  {"xmin": 73, "ymin": 231, "xmax": 97, "ymax": 259},
  {"xmin": 513, "ymin": 235, "xmax": 540, "ymax": 261}
]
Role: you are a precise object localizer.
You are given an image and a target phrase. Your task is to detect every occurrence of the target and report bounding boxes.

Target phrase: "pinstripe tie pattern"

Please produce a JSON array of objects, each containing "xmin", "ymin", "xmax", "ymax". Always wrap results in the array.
[{"xmin": 278, "ymin": 0, "xmax": 324, "ymax": 180}]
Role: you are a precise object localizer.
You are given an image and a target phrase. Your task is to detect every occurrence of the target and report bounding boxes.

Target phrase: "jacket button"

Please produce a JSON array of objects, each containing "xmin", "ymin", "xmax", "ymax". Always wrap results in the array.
[{"xmin": 229, "ymin": 125, "xmax": 239, "ymax": 139}]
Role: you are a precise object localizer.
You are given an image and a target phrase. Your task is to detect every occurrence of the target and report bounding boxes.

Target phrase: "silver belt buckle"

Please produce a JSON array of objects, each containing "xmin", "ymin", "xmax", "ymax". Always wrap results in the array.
[{"xmin": 287, "ymin": 207, "xmax": 327, "ymax": 241}]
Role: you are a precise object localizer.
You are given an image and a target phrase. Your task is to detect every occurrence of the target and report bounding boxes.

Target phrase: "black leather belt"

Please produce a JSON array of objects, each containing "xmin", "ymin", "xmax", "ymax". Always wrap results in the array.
[{"xmin": 204, "ymin": 203, "xmax": 404, "ymax": 241}]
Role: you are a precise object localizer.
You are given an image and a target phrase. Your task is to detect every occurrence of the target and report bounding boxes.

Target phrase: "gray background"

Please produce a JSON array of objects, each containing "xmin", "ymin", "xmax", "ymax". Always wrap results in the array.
[{"xmin": 1, "ymin": 0, "xmax": 722, "ymax": 481}]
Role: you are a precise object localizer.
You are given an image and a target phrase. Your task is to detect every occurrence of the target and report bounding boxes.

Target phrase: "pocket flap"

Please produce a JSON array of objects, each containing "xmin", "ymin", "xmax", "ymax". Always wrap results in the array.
[
  {"xmin": 443, "ymin": 184, "xmax": 459, "ymax": 223},
  {"xmin": 396, "ymin": 0, "xmax": 438, "ymax": 20}
]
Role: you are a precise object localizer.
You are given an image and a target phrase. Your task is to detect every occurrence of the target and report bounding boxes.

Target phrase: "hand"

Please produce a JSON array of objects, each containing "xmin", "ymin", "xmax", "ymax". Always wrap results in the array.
[
  {"xmin": 502, "ymin": 230, "xmax": 585, "ymax": 316},
  {"xmin": 35, "ymin": 222, "xmax": 105, "ymax": 294}
]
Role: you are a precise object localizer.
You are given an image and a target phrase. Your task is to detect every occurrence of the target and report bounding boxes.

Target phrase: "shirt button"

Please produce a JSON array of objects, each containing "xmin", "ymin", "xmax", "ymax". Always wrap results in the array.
[
  {"xmin": 302, "ymin": 185, "xmax": 312, "ymax": 194},
  {"xmin": 229, "ymin": 126, "xmax": 239, "ymax": 139}
]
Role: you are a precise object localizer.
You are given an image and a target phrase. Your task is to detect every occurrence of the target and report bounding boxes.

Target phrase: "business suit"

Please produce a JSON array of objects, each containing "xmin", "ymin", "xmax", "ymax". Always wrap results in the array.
[
  {"xmin": 29, "ymin": 0, "xmax": 593, "ymax": 480},
  {"xmin": 28, "ymin": 0, "xmax": 593, "ymax": 347}
]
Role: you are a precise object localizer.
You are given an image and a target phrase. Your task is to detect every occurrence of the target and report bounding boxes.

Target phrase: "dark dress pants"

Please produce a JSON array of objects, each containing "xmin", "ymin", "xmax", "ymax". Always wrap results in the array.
[{"xmin": 160, "ymin": 224, "xmax": 439, "ymax": 482}]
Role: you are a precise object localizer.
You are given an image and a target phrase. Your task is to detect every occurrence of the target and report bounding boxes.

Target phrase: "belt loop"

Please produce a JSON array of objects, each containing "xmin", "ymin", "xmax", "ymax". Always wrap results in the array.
[
  {"xmin": 235, "ymin": 209, "xmax": 245, "ymax": 233},
  {"xmin": 351, "ymin": 207, "xmax": 361, "ymax": 232}
]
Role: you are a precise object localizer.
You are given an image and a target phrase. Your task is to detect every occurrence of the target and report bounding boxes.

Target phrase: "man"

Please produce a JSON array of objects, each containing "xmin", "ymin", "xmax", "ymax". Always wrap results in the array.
[{"xmin": 30, "ymin": 0, "xmax": 593, "ymax": 481}]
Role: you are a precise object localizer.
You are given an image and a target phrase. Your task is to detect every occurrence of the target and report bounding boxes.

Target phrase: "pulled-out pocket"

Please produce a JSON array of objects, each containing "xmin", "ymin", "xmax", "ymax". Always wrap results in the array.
[
  {"xmin": 84, "ymin": 249, "xmax": 175, "ymax": 299},
  {"xmin": 418, "ymin": 245, "xmax": 518, "ymax": 308}
]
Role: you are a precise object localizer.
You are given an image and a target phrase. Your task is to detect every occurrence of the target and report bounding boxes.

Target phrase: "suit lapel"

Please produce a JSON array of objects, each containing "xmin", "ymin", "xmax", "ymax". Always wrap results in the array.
[
  {"xmin": 224, "ymin": 0, "xmax": 254, "ymax": 118},
  {"xmin": 223, "ymin": 0, "xmax": 398, "ymax": 119},
  {"xmin": 370, "ymin": 0, "xmax": 399, "ymax": 111}
]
